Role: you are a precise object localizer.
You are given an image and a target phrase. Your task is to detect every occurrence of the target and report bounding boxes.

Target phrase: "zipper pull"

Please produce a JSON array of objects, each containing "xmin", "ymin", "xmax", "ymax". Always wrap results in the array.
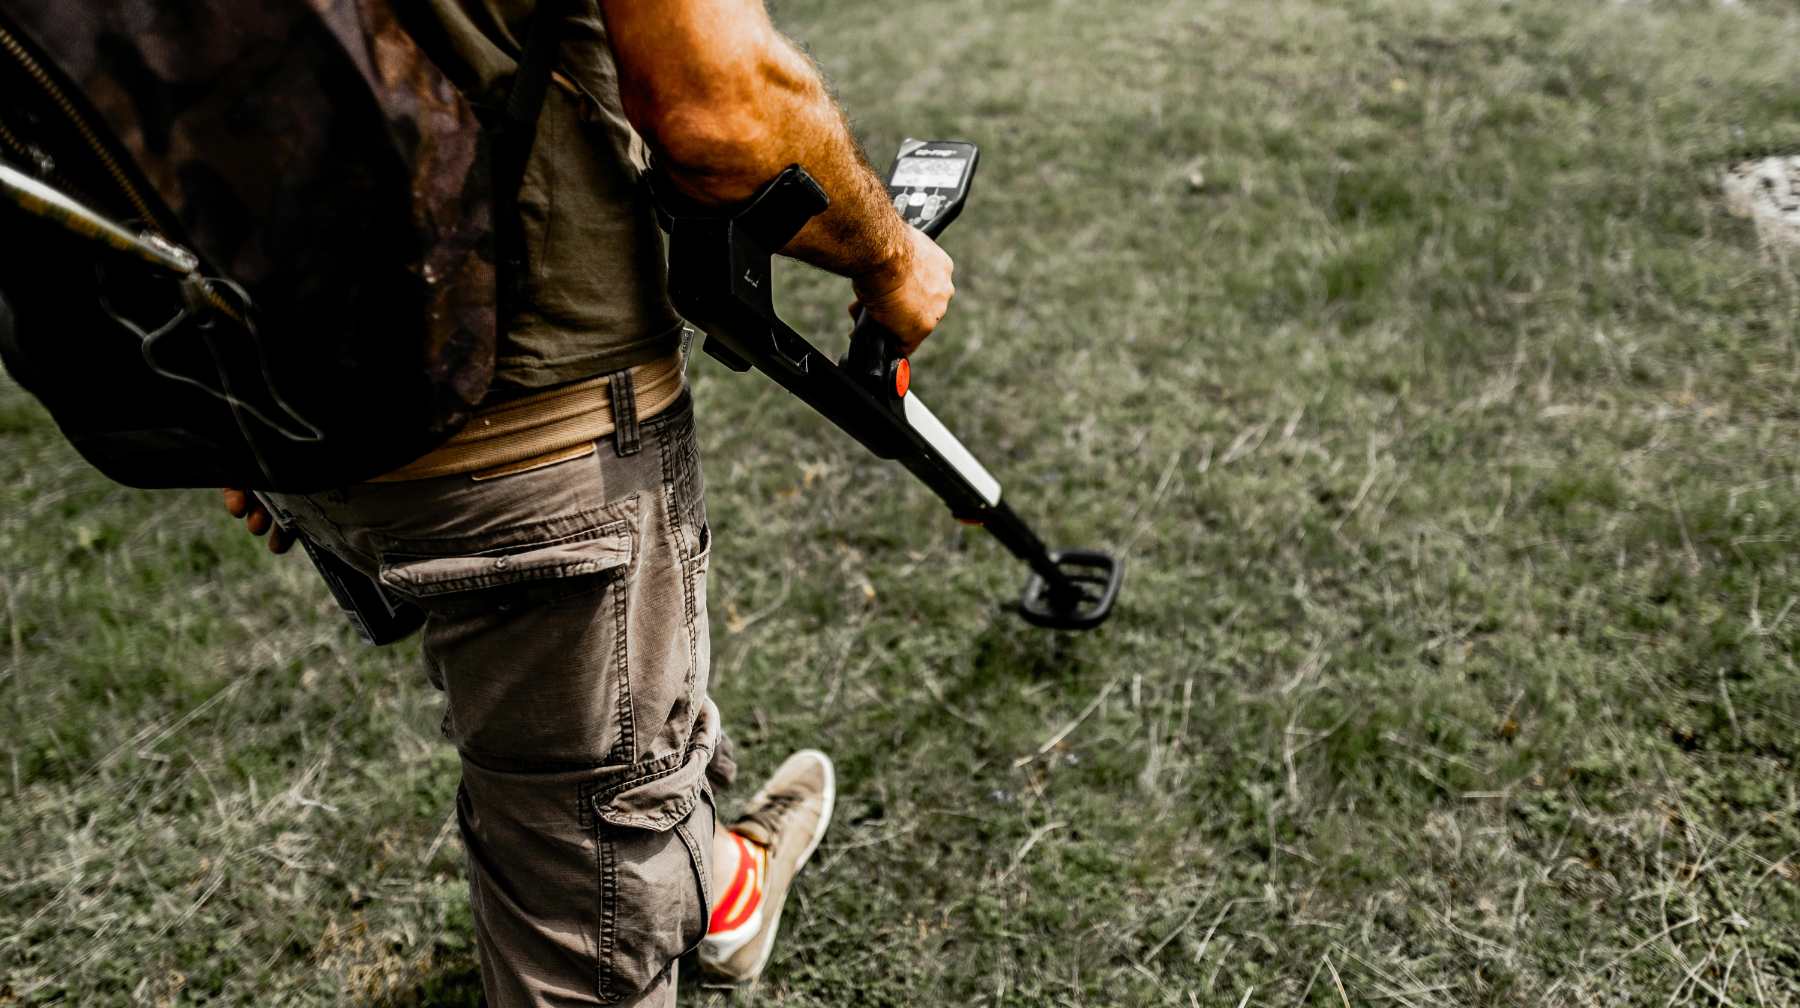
[
  {"xmin": 26, "ymin": 143, "xmax": 54, "ymax": 179},
  {"xmin": 0, "ymin": 161, "xmax": 198, "ymax": 274},
  {"xmin": 140, "ymin": 231, "xmax": 200, "ymax": 275}
]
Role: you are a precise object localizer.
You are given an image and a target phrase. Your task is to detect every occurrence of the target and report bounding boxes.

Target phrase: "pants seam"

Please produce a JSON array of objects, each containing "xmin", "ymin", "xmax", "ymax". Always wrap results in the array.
[
  {"xmin": 596, "ymin": 822, "xmax": 619, "ymax": 1002},
  {"xmin": 660, "ymin": 416, "xmax": 705, "ymax": 712},
  {"xmin": 673, "ymin": 791, "xmax": 714, "ymax": 958},
  {"xmin": 608, "ymin": 560, "xmax": 635, "ymax": 766}
]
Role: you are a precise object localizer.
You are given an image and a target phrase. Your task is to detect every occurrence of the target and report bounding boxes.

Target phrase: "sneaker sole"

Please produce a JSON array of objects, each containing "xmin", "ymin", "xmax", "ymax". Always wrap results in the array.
[{"xmin": 713, "ymin": 749, "xmax": 835, "ymax": 984}]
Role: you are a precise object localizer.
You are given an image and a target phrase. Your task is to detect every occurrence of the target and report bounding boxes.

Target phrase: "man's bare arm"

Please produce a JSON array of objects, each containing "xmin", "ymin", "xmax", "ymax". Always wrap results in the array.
[{"xmin": 596, "ymin": 0, "xmax": 953, "ymax": 354}]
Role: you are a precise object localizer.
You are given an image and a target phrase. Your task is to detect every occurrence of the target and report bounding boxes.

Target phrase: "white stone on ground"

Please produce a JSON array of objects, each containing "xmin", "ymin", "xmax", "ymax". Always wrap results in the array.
[{"xmin": 1724, "ymin": 157, "xmax": 1800, "ymax": 249}]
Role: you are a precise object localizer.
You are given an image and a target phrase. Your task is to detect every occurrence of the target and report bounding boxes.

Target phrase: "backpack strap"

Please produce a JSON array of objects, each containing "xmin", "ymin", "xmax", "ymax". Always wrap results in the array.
[{"xmin": 492, "ymin": 0, "xmax": 572, "ymax": 322}]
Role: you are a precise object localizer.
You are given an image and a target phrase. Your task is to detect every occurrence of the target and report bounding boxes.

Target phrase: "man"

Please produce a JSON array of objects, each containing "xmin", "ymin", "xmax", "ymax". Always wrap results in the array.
[{"xmin": 223, "ymin": 0, "xmax": 954, "ymax": 1003}]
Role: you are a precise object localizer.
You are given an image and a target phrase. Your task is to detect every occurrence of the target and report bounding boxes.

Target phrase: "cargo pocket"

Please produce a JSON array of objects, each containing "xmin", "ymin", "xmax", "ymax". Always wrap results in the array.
[
  {"xmin": 582, "ymin": 752, "xmax": 715, "ymax": 1002},
  {"xmin": 376, "ymin": 520, "xmax": 633, "ymax": 600}
]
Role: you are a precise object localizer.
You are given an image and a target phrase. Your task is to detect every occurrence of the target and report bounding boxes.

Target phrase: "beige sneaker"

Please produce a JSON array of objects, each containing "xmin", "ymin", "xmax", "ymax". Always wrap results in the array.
[{"xmin": 698, "ymin": 749, "xmax": 835, "ymax": 983}]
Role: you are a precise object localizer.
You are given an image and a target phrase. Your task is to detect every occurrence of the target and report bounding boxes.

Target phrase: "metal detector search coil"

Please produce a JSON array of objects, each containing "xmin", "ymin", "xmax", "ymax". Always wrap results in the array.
[{"xmin": 655, "ymin": 140, "xmax": 1123, "ymax": 630}]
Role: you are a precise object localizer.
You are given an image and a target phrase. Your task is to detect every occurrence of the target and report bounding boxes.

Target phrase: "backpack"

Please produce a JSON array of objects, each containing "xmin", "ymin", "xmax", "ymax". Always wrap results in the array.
[{"xmin": 0, "ymin": 0, "xmax": 562, "ymax": 492}]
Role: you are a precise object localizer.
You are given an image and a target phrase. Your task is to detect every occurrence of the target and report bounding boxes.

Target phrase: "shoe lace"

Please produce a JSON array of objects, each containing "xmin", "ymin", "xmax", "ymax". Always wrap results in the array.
[{"xmin": 737, "ymin": 792, "xmax": 802, "ymax": 839}]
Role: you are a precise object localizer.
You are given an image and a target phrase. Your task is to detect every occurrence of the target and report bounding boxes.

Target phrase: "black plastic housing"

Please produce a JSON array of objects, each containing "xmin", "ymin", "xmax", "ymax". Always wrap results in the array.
[{"xmin": 652, "ymin": 152, "xmax": 1120, "ymax": 631}]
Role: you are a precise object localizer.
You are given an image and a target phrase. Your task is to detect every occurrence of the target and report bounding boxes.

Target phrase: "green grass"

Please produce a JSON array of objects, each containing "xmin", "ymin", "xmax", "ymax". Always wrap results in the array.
[{"xmin": 6, "ymin": 0, "xmax": 1800, "ymax": 1003}]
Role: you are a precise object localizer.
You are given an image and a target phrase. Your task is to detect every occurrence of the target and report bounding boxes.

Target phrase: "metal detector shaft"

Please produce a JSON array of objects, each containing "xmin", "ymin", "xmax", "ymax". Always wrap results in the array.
[{"xmin": 655, "ymin": 162, "xmax": 1121, "ymax": 628}]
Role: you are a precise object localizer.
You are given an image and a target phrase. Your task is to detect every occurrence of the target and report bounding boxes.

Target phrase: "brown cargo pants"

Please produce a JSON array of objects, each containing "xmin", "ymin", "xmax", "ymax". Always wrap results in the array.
[{"xmin": 265, "ymin": 391, "xmax": 730, "ymax": 1007}]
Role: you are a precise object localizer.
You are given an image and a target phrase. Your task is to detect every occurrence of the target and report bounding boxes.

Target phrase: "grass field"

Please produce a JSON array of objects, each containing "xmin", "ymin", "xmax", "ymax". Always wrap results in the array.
[{"xmin": 6, "ymin": 0, "xmax": 1800, "ymax": 1004}]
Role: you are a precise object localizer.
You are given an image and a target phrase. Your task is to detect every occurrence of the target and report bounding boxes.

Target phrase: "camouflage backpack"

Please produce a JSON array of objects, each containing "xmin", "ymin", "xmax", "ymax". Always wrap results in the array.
[{"xmin": 0, "ymin": 0, "xmax": 563, "ymax": 491}]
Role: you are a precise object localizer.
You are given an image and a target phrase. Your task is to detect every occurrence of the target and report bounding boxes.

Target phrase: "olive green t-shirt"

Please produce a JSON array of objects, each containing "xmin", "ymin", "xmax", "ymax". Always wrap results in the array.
[{"xmin": 413, "ymin": 0, "xmax": 685, "ymax": 392}]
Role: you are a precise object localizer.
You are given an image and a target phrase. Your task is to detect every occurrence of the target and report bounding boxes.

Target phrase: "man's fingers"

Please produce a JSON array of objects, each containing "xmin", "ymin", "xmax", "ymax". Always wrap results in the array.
[
  {"xmin": 848, "ymin": 229, "xmax": 954, "ymax": 357},
  {"xmin": 224, "ymin": 487, "xmax": 294, "ymax": 552},
  {"xmin": 845, "ymin": 302, "xmax": 925, "ymax": 356}
]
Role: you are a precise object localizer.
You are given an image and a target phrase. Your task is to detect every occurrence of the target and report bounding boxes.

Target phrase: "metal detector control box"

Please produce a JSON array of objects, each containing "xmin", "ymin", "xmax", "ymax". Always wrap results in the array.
[
  {"xmin": 655, "ymin": 141, "xmax": 1123, "ymax": 630},
  {"xmin": 884, "ymin": 139, "xmax": 977, "ymax": 237}
]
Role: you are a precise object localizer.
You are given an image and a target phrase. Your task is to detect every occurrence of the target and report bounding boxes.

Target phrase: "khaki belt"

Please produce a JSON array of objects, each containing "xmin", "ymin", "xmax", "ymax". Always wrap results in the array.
[{"xmin": 372, "ymin": 352, "xmax": 686, "ymax": 482}]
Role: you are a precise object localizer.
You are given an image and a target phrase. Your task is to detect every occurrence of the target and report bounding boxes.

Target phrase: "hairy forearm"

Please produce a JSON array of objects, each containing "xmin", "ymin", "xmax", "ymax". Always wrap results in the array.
[{"xmin": 601, "ymin": 0, "xmax": 911, "ymax": 279}]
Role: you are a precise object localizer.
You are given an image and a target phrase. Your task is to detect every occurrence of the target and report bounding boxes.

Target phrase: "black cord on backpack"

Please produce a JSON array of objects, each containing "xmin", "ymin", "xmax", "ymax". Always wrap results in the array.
[{"xmin": 95, "ymin": 260, "xmax": 325, "ymax": 486}]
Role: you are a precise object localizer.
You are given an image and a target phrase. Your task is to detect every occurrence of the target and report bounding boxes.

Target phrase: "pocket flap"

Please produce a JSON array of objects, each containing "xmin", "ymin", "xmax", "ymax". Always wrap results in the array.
[
  {"xmin": 379, "ymin": 524, "xmax": 631, "ymax": 597},
  {"xmin": 587, "ymin": 699, "xmax": 722, "ymax": 831}
]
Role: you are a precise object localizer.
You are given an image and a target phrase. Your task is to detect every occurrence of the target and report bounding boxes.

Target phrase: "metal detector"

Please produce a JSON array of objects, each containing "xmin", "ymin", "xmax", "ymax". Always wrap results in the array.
[{"xmin": 654, "ymin": 140, "xmax": 1123, "ymax": 630}]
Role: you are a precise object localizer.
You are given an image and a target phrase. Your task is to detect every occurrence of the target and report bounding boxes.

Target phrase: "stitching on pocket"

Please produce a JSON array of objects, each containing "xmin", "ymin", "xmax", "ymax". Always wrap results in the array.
[
  {"xmin": 584, "ymin": 741, "xmax": 715, "ymax": 832},
  {"xmin": 370, "ymin": 496, "xmax": 639, "ymax": 568},
  {"xmin": 379, "ymin": 520, "xmax": 632, "ymax": 597},
  {"xmin": 607, "ymin": 560, "xmax": 634, "ymax": 766},
  {"xmin": 593, "ymin": 799, "xmax": 709, "ymax": 1001},
  {"xmin": 673, "ymin": 818, "xmax": 706, "ymax": 904},
  {"xmin": 595, "ymin": 819, "xmax": 619, "ymax": 1001},
  {"xmin": 674, "ymin": 788, "xmax": 714, "ymax": 958},
  {"xmin": 588, "ymin": 761, "xmax": 684, "ymax": 819}
]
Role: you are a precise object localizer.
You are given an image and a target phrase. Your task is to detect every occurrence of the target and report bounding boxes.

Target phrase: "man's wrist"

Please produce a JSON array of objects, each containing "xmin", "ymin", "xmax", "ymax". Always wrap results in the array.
[{"xmin": 853, "ymin": 218, "xmax": 917, "ymax": 291}]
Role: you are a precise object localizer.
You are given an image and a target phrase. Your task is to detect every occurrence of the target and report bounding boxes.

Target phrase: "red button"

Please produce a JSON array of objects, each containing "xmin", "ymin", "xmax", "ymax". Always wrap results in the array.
[{"xmin": 894, "ymin": 358, "xmax": 911, "ymax": 398}]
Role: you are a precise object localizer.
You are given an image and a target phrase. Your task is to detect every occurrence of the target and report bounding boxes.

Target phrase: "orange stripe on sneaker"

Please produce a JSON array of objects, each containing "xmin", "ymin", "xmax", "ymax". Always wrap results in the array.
[
  {"xmin": 708, "ymin": 842, "xmax": 751, "ymax": 934},
  {"xmin": 717, "ymin": 837, "xmax": 764, "ymax": 932},
  {"xmin": 708, "ymin": 833, "xmax": 765, "ymax": 934}
]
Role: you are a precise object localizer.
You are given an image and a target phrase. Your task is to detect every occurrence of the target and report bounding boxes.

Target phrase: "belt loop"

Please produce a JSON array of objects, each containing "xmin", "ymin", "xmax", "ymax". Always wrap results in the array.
[{"xmin": 609, "ymin": 368, "xmax": 641, "ymax": 457}]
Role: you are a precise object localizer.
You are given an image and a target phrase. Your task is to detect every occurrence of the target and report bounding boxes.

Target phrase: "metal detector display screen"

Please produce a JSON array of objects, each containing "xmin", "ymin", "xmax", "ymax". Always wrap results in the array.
[{"xmin": 891, "ymin": 156, "xmax": 968, "ymax": 189}]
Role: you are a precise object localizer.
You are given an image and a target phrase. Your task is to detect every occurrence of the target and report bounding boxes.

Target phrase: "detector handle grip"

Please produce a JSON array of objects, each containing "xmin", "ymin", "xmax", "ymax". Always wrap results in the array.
[
  {"xmin": 839, "ymin": 179, "xmax": 965, "ymax": 406},
  {"xmin": 841, "ymin": 308, "xmax": 907, "ymax": 410}
]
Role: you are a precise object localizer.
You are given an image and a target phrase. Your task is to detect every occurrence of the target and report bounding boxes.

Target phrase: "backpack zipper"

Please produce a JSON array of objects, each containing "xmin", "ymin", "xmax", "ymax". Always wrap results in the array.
[
  {"xmin": 0, "ymin": 21, "xmax": 165, "ymax": 233},
  {"xmin": 0, "ymin": 20, "xmax": 243, "ymax": 323}
]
